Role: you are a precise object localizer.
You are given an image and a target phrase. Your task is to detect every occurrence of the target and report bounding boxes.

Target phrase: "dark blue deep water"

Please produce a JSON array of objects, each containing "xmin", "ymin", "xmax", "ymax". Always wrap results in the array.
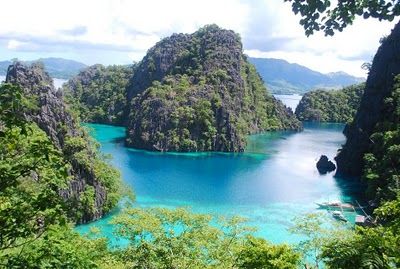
[{"xmin": 76, "ymin": 122, "xmax": 363, "ymax": 244}]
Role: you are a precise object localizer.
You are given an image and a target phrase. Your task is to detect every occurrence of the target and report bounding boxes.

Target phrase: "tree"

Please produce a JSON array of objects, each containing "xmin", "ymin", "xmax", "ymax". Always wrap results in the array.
[
  {"xmin": 321, "ymin": 194, "xmax": 400, "ymax": 268},
  {"xmin": 0, "ymin": 84, "xmax": 70, "ymax": 265},
  {"xmin": 237, "ymin": 236, "xmax": 300, "ymax": 269},
  {"xmin": 111, "ymin": 207, "xmax": 300, "ymax": 269},
  {"xmin": 289, "ymin": 213, "xmax": 351, "ymax": 269},
  {"xmin": 284, "ymin": 0, "xmax": 400, "ymax": 36}
]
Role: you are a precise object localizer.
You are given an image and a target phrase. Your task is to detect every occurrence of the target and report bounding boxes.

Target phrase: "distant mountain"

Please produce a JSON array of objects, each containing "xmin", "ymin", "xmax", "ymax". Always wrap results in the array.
[
  {"xmin": 249, "ymin": 57, "xmax": 365, "ymax": 95},
  {"xmin": 0, "ymin": 57, "xmax": 87, "ymax": 79}
]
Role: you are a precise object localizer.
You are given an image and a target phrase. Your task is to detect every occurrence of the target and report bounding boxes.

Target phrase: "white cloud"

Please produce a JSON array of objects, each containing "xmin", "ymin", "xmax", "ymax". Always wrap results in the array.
[
  {"xmin": 7, "ymin": 40, "xmax": 24, "ymax": 50},
  {"xmin": 0, "ymin": 0, "xmax": 396, "ymax": 76}
]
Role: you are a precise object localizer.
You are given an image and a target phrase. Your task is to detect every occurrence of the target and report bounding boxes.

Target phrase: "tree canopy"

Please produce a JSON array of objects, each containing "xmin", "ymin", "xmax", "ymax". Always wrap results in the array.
[
  {"xmin": 285, "ymin": 0, "xmax": 400, "ymax": 36},
  {"xmin": 295, "ymin": 83, "xmax": 364, "ymax": 123}
]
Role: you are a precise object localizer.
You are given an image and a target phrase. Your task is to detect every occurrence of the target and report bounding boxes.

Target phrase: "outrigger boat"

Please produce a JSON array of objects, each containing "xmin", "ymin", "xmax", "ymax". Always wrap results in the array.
[{"xmin": 316, "ymin": 200, "xmax": 356, "ymax": 211}]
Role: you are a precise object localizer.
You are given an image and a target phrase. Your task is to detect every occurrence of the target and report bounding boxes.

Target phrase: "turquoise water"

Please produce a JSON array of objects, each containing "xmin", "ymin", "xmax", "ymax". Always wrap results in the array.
[{"xmin": 77, "ymin": 122, "xmax": 364, "ymax": 245}]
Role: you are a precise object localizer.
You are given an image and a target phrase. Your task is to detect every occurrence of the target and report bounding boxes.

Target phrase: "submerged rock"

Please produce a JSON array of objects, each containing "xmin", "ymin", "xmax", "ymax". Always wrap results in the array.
[{"xmin": 316, "ymin": 155, "xmax": 336, "ymax": 174}]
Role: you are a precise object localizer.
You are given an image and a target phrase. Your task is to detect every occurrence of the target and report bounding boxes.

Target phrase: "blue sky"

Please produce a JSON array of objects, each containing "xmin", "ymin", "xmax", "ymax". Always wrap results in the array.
[{"xmin": 0, "ymin": 0, "xmax": 396, "ymax": 77}]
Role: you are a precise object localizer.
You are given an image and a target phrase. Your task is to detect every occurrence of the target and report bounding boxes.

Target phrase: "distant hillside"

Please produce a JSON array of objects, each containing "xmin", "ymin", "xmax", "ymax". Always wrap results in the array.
[
  {"xmin": 0, "ymin": 57, "xmax": 87, "ymax": 79},
  {"xmin": 249, "ymin": 57, "xmax": 365, "ymax": 94}
]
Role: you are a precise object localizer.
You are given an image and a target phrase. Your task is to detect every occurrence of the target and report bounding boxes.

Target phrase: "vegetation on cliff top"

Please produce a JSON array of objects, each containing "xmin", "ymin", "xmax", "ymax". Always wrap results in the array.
[
  {"xmin": 64, "ymin": 64, "xmax": 134, "ymax": 125},
  {"xmin": 126, "ymin": 25, "xmax": 301, "ymax": 152},
  {"xmin": 3, "ymin": 63, "xmax": 123, "ymax": 223},
  {"xmin": 295, "ymin": 83, "xmax": 364, "ymax": 122},
  {"xmin": 362, "ymin": 75, "xmax": 400, "ymax": 202}
]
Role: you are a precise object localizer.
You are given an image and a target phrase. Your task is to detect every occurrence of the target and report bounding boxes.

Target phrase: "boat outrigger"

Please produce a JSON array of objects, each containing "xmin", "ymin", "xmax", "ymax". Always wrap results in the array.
[{"xmin": 316, "ymin": 200, "xmax": 356, "ymax": 211}]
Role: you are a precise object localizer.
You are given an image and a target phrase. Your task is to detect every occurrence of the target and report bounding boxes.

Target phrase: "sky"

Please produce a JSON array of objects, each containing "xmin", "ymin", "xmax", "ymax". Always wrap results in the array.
[{"xmin": 0, "ymin": 0, "xmax": 396, "ymax": 77}]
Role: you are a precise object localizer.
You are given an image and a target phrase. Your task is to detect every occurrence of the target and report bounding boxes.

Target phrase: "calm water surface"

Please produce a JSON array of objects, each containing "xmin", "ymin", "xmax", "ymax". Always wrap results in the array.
[
  {"xmin": 53, "ymin": 78, "xmax": 67, "ymax": 89},
  {"xmin": 77, "ymin": 122, "xmax": 364, "ymax": 245},
  {"xmin": 274, "ymin": 94, "xmax": 302, "ymax": 111}
]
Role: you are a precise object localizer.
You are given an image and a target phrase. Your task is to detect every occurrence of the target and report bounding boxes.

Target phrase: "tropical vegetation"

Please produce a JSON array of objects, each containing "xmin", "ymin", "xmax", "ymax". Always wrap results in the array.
[
  {"xmin": 64, "ymin": 64, "xmax": 134, "ymax": 125},
  {"xmin": 295, "ymin": 83, "xmax": 364, "ymax": 122},
  {"xmin": 126, "ymin": 25, "xmax": 301, "ymax": 152}
]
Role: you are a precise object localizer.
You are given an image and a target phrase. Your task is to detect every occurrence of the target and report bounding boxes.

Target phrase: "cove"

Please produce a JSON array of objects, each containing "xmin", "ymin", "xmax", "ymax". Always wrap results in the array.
[{"xmin": 76, "ymin": 122, "xmax": 364, "ymax": 245}]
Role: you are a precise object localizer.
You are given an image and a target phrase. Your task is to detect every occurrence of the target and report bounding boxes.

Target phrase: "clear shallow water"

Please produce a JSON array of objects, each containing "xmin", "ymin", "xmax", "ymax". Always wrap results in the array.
[{"xmin": 76, "ymin": 123, "xmax": 364, "ymax": 245}]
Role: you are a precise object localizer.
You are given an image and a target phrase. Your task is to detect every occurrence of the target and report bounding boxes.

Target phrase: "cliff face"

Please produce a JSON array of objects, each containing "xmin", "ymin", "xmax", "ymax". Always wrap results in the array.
[
  {"xmin": 335, "ymin": 21, "xmax": 400, "ymax": 176},
  {"xmin": 126, "ymin": 25, "xmax": 301, "ymax": 152},
  {"xmin": 6, "ymin": 62, "xmax": 120, "ymax": 223},
  {"xmin": 6, "ymin": 62, "xmax": 78, "ymax": 147}
]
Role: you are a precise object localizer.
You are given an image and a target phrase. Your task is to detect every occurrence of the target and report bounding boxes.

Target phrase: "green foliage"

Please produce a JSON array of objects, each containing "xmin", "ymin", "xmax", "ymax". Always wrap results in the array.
[
  {"xmin": 295, "ymin": 83, "xmax": 364, "ymax": 123},
  {"xmin": 0, "ymin": 84, "xmax": 70, "ymax": 262},
  {"xmin": 322, "ymin": 226, "xmax": 399, "ymax": 269},
  {"xmin": 65, "ymin": 64, "xmax": 134, "ymax": 125},
  {"xmin": 128, "ymin": 27, "xmax": 301, "ymax": 152},
  {"xmin": 321, "ymin": 194, "xmax": 400, "ymax": 268},
  {"xmin": 110, "ymin": 207, "xmax": 300, "ymax": 269},
  {"xmin": 290, "ymin": 213, "xmax": 328, "ymax": 268},
  {"xmin": 3, "ymin": 225, "xmax": 117, "ymax": 269},
  {"xmin": 285, "ymin": 0, "xmax": 399, "ymax": 36},
  {"xmin": 0, "ymin": 83, "xmax": 38, "ymax": 133},
  {"xmin": 0, "ymin": 82, "xmax": 301, "ymax": 268},
  {"xmin": 63, "ymin": 132, "xmax": 123, "ymax": 219},
  {"xmin": 362, "ymin": 76, "xmax": 400, "ymax": 201},
  {"xmin": 237, "ymin": 236, "xmax": 300, "ymax": 269},
  {"xmin": 0, "ymin": 81, "xmax": 125, "ymax": 266},
  {"xmin": 319, "ymin": 77, "xmax": 400, "ymax": 268}
]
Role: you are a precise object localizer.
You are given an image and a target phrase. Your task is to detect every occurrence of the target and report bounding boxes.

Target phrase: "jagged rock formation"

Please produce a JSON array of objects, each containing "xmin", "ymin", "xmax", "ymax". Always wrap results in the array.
[
  {"xmin": 316, "ymin": 155, "xmax": 336, "ymax": 174},
  {"xmin": 6, "ymin": 62, "xmax": 121, "ymax": 223},
  {"xmin": 64, "ymin": 64, "xmax": 133, "ymax": 125},
  {"xmin": 126, "ymin": 25, "xmax": 302, "ymax": 152},
  {"xmin": 6, "ymin": 62, "xmax": 78, "ymax": 148},
  {"xmin": 295, "ymin": 83, "xmax": 364, "ymax": 122},
  {"xmin": 335, "ymin": 21, "xmax": 400, "ymax": 177}
]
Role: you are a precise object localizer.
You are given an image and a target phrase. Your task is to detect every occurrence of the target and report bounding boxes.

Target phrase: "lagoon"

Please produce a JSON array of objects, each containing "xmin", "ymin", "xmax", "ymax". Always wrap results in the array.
[{"xmin": 77, "ymin": 122, "xmax": 364, "ymax": 245}]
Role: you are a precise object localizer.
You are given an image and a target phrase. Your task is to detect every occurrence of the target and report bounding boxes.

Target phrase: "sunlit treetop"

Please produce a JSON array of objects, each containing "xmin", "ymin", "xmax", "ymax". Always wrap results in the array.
[{"xmin": 285, "ymin": 0, "xmax": 400, "ymax": 36}]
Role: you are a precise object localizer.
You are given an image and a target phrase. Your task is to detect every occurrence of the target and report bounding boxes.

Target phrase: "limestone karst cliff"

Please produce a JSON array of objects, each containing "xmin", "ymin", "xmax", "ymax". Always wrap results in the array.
[
  {"xmin": 6, "ymin": 62, "xmax": 121, "ymax": 223},
  {"xmin": 335, "ymin": 21, "xmax": 400, "ymax": 177},
  {"xmin": 125, "ymin": 25, "xmax": 302, "ymax": 152}
]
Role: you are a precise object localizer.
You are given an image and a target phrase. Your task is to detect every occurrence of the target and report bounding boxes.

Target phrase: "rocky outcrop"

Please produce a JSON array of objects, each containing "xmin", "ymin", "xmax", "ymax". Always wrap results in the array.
[
  {"xmin": 6, "ymin": 62, "xmax": 78, "ymax": 147},
  {"xmin": 126, "ymin": 25, "xmax": 302, "ymax": 152},
  {"xmin": 335, "ymin": 21, "xmax": 400, "ymax": 176},
  {"xmin": 6, "ymin": 62, "xmax": 118, "ymax": 223},
  {"xmin": 316, "ymin": 155, "xmax": 336, "ymax": 174}
]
